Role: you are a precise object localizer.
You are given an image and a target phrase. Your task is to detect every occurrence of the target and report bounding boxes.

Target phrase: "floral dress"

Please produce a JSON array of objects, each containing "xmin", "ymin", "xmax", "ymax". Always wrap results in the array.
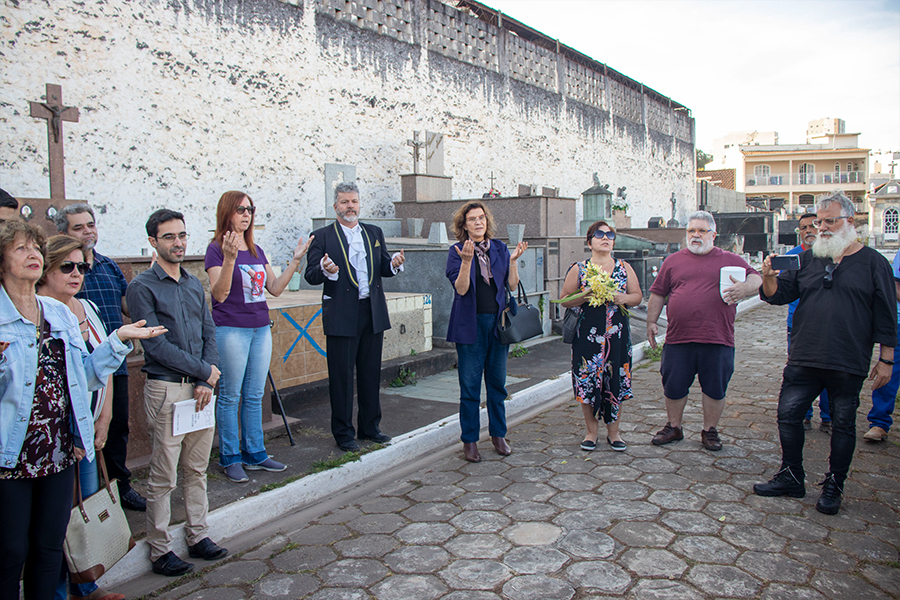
[{"xmin": 571, "ymin": 259, "xmax": 632, "ymax": 424}]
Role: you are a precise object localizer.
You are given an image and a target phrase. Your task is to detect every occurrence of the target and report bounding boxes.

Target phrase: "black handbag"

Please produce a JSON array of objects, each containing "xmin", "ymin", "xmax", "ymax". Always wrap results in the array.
[
  {"xmin": 562, "ymin": 306, "xmax": 582, "ymax": 344},
  {"xmin": 497, "ymin": 282, "xmax": 543, "ymax": 345}
]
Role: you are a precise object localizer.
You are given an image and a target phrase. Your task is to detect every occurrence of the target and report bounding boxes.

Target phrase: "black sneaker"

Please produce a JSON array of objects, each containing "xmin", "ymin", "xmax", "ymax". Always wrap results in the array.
[
  {"xmin": 753, "ymin": 467, "xmax": 806, "ymax": 498},
  {"xmin": 815, "ymin": 474, "xmax": 843, "ymax": 515},
  {"xmin": 187, "ymin": 537, "xmax": 228, "ymax": 560},
  {"xmin": 121, "ymin": 488, "xmax": 147, "ymax": 511},
  {"xmin": 151, "ymin": 551, "xmax": 194, "ymax": 577}
]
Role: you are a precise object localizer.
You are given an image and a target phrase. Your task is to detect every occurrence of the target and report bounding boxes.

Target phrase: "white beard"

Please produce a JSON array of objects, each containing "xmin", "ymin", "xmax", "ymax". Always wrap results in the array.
[
  {"xmin": 686, "ymin": 236, "xmax": 714, "ymax": 255},
  {"xmin": 812, "ymin": 223, "xmax": 856, "ymax": 261}
]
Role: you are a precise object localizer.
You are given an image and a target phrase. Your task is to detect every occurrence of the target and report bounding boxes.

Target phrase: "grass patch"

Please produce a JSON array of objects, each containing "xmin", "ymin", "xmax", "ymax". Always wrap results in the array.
[
  {"xmin": 642, "ymin": 344, "xmax": 663, "ymax": 362},
  {"xmin": 257, "ymin": 446, "xmax": 380, "ymax": 493},
  {"xmin": 509, "ymin": 343, "xmax": 528, "ymax": 358},
  {"xmin": 390, "ymin": 366, "xmax": 417, "ymax": 387}
]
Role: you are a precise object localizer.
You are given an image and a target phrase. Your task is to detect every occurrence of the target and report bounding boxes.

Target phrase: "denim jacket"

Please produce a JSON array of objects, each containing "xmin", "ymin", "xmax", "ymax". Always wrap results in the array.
[{"xmin": 0, "ymin": 286, "xmax": 132, "ymax": 469}]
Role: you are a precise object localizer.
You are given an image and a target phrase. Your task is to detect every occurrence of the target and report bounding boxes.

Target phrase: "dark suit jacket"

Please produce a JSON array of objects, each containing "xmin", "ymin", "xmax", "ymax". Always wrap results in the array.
[{"xmin": 304, "ymin": 221, "xmax": 396, "ymax": 337}]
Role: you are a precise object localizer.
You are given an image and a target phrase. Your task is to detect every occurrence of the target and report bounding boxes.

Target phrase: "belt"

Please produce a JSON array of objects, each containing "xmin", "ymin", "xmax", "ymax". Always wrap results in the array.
[{"xmin": 147, "ymin": 373, "xmax": 197, "ymax": 384}]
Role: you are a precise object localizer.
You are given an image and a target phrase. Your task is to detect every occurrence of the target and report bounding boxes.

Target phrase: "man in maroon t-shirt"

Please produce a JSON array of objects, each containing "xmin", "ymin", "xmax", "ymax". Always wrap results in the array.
[{"xmin": 646, "ymin": 211, "xmax": 762, "ymax": 450}]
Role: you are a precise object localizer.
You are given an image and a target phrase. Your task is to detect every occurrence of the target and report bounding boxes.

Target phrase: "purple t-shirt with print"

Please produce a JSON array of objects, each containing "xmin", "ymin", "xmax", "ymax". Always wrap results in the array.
[{"xmin": 205, "ymin": 242, "xmax": 271, "ymax": 328}]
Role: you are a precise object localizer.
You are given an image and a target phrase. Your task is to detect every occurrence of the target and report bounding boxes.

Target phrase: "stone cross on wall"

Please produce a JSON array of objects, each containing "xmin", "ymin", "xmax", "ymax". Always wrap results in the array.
[
  {"xmin": 670, "ymin": 192, "xmax": 677, "ymax": 220},
  {"xmin": 29, "ymin": 83, "xmax": 79, "ymax": 201}
]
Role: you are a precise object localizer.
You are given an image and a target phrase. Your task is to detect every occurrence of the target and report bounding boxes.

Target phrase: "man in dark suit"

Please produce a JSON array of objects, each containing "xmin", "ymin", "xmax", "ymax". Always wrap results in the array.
[{"xmin": 305, "ymin": 182, "xmax": 406, "ymax": 451}]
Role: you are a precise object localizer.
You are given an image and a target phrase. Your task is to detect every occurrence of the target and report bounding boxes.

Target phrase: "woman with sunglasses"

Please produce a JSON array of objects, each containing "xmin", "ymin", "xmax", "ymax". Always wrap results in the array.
[
  {"xmin": 446, "ymin": 201, "xmax": 527, "ymax": 463},
  {"xmin": 560, "ymin": 221, "xmax": 642, "ymax": 452},
  {"xmin": 0, "ymin": 222, "xmax": 165, "ymax": 600},
  {"xmin": 36, "ymin": 236, "xmax": 126, "ymax": 600},
  {"xmin": 205, "ymin": 191, "xmax": 313, "ymax": 483}
]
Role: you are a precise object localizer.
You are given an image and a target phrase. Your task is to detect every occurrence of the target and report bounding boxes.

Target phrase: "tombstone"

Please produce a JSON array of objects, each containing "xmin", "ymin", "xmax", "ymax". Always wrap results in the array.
[
  {"xmin": 507, "ymin": 224, "xmax": 525, "ymax": 245},
  {"xmin": 324, "ymin": 163, "xmax": 356, "ymax": 214},
  {"xmin": 648, "ymin": 217, "xmax": 665, "ymax": 228},
  {"xmin": 666, "ymin": 218, "xmax": 680, "ymax": 228},
  {"xmin": 407, "ymin": 217, "xmax": 424, "ymax": 238},
  {"xmin": 427, "ymin": 222, "xmax": 449, "ymax": 245},
  {"xmin": 424, "ymin": 131, "xmax": 444, "ymax": 176},
  {"xmin": 518, "ymin": 184, "xmax": 537, "ymax": 197},
  {"xmin": 579, "ymin": 174, "xmax": 613, "ymax": 235},
  {"xmin": 542, "ymin": 186, "xmax": 559, "ymax": 198}
]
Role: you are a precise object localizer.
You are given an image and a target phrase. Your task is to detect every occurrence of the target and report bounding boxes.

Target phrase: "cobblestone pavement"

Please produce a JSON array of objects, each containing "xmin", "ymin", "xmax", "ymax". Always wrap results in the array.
[{"xmin": 133, "ymin": 304, "xmax": 900, "ymax": 600}]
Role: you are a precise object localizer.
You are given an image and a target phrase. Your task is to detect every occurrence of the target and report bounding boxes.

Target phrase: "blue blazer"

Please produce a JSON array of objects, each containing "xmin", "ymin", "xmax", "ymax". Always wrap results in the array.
[{"xmin": 445, "ymin": 239, "xmax": 511, "ymax": 344}]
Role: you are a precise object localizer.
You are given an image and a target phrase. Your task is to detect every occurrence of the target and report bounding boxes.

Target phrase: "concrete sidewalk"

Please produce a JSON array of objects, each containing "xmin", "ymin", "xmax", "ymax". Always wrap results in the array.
[{"xmin": 109, "ymin": 302, "xmax": 898, "ymax": 599}]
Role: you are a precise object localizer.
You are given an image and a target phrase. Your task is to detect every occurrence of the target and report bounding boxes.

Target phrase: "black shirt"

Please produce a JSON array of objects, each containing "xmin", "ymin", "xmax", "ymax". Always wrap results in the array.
[
  {"xmin": 126, "ymin": 263, "xmax": 218, "ymax": 386},
  {"xmin": 475, "ymin": 275, "xmax": 500, "ymax": 314},
  {"xmin": 761, "ymin": 246, "xmax": 897, "ymax": 376}
]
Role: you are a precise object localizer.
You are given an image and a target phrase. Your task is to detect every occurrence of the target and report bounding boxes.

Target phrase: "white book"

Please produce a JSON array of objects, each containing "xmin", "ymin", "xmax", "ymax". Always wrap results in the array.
[{"xmin": 172, "ymin": 396, "xmax": 216, "ymax": 436}]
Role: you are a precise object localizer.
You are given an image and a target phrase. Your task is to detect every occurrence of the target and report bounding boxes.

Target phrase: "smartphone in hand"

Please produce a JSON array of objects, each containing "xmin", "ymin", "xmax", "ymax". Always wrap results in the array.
[{"xmin": 771, "ymin": 255, "xmax": 801, "ymax": 271}]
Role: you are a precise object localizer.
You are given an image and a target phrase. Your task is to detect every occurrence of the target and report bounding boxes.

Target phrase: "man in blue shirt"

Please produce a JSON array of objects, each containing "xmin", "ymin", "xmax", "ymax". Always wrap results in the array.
[
  {"xmin": 56, "ymin": 203, "xmax": 147, "ymax": 511},
  {"xmin": 864, "ymin": 250, "xmax": 900, "ymax": 442},
  {"xmin": 786, "ymin": 213, "xmax": 831, "ymax": 432}
]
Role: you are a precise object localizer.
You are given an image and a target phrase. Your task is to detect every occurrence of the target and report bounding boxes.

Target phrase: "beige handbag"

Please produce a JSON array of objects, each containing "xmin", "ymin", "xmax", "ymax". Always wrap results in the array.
[{"xmin": 63, "ymin": 451, "xmax": 135, "ymax": 583}]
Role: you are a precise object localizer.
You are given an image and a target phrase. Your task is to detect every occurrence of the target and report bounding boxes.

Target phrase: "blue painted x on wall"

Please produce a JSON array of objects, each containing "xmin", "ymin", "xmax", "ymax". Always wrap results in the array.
[{"xmin": 280, "ymin": 308, "xmax": 327, "ymax": 361}]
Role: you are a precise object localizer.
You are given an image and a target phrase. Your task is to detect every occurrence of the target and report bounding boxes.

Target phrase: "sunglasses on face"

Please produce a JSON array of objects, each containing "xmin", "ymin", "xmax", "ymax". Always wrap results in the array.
[
  {"xmin": 235, "ymin": 206, "xmax": 256, "ymax": 215},
  {"xmin": 593, "ymin": 230, "xmax": 616, "ymax": 240},
  {"xmin": 59, "ymin": 261, "xmax": 90, "ymax": 275}
]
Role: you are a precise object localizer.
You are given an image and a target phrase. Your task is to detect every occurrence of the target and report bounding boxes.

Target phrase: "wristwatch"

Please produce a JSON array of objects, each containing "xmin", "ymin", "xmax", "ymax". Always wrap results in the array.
[{"xmin": 879, "ymin": 358, "xmax": 895, "ymax": 365}]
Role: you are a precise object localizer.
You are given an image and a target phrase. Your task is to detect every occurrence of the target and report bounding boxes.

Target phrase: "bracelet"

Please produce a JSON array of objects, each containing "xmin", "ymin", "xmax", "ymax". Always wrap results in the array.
[{"xmin": 879, "ymin": 358, "xmax": 895, "ymax": 365}]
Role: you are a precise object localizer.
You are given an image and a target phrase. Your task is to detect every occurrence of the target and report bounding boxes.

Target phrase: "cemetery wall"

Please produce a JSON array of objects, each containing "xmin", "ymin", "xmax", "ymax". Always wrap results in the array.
[{"xmin": 1, "ymin": 0, "xmax": 696, "ymax": 259}]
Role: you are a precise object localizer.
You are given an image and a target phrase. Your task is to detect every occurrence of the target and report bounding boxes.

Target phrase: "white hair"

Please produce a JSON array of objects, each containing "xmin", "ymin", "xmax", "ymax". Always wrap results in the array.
[{"xmin": 686, "ymin": 210, "xmax": 716, "ymax": 232}]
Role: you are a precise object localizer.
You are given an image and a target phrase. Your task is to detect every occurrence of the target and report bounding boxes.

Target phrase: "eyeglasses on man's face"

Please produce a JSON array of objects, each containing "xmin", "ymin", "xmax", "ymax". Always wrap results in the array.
[
  {"xmin": 686, "ymin": 228, "xmax": 712, "ymax": 236},
  {"xmin": 812, "ymin": 217, "xmax": 848, "ymax": 228},
  {"xmin": 155, "ymin": 232, "xmax": 190, "ymax": 243},
  {"xmin": 593, "ymin": 230, "xmax": 616, "ymax": 240},
  {"xmin": 59, "ymin": 261, "xmax": 90, "ymax": 275}
]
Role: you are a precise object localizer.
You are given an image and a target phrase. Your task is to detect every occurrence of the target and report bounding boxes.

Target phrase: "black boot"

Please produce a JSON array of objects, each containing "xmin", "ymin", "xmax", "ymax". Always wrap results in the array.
[
  {"xmin": 753, "ymin": 466, "xmax": 806, "ymax": 498},
  {"xmin": 815, "ymin": 474, "xmax": 843, "ymax": 515}
]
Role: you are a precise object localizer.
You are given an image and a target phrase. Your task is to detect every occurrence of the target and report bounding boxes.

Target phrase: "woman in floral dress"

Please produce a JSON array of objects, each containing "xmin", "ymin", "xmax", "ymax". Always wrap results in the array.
[{"xmin": 560, "ymin": 221, "xmax": 642, "ymax": 452}]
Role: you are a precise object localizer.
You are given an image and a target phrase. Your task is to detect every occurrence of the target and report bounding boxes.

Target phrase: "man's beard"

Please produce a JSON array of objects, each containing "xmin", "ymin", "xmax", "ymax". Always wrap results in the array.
[
  {"xmin": 812, "ymin": 223, "xmax": 856, "ymax": 261},
  {"xmin": 338, "ymin": 208, "xmax": 359, "ymax": 223},
  {"xmin": 82, "ymin": 238, "xmax": 96, "ymax": 251},
  {"xmin": 686, "ymin": 236, "xmax": 713, "ymax": 255}
]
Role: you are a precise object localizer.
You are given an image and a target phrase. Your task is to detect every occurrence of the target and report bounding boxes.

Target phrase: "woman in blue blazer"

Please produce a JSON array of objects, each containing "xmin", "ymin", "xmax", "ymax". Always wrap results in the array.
[{"xmin": 446, "ymin": 202, "xmax": 527, "ymax": 463}]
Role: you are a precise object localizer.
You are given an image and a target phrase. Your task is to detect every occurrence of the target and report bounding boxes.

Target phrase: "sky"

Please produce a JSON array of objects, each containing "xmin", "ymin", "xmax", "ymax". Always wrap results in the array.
[{"xmin": 485, "ymin": 0, "xmax": 900, "ymax": 155}]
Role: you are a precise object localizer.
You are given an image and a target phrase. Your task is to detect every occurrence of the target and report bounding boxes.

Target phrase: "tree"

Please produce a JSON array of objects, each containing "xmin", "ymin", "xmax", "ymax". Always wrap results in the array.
[{"xmin": 696, "ymin": 149, "xmax": 713, "ymax": 171}]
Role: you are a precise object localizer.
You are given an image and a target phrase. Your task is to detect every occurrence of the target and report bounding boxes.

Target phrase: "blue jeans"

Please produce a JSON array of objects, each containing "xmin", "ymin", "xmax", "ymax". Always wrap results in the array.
[
  {"xmin": 215, "ymin": 325, "xmax": 272, "ymax": 467},
  {"xmin": 869, "ymin": 319, "xmax": 900, "ymax": 432},
  {"xmin": 55, "ymin": 457, "xmax": 101, "ymax": 599},
  {"xmin": 456, "ymin": 313, "xmax": 509, "ymax": 443}
]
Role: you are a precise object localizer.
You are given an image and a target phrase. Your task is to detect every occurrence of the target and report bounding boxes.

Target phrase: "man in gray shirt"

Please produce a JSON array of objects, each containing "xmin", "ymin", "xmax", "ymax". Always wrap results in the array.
[{"xmin": 127, "ymin": 209, "xmax": 226, "ymax": 576}]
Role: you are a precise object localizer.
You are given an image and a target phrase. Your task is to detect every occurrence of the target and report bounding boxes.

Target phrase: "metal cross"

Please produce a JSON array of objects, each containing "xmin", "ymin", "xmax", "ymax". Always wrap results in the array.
[
  {"xmin": 489, "ymin": 171, "xmax": 496, "ymax": 190},
  {"xmin": 406, "ymin": 131, "xmax": 423, "ymax": 174},
  {"xmin": 29, "ymin": 84, "xmax": 79, "ymax": 201}
]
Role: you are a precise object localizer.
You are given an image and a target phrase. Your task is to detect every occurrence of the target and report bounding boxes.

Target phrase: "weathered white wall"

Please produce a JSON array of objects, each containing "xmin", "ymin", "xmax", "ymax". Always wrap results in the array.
[{"xmin": 0, "ymin": 0, "xmax": 695, "ymax": 262}]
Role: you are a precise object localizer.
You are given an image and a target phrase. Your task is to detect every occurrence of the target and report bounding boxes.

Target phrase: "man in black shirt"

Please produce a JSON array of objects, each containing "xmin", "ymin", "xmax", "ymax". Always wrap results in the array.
[
  {"xmin": 127, "ymin": 209, "xmax": 227, "ymax": 576},
  {"xmin": 754, "ymin": 191, "xmax": 896, "ymax": 515}
]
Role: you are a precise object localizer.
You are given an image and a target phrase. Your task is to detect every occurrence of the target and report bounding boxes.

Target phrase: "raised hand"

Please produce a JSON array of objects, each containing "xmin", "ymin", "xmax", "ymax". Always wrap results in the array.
[
  {"xmin": 455, "ymin": 240, "xmax": 475, "ymax": 263},
  {"xmin": 116, "ymin": 319, "xmax": 168, "ymax": 341},
  {"xmin": 322, "ymin": 253, "xmax": 339, "ymax": 274},
  {"xmin": 0, "ymin": 341, "xmax": 9, "ymax": 355},
  {"xmin": 293, "ymin": 235, "xmax": 314, "ymax": 261},
  {"xmin": 510, "ymin": 241, "xmax": 528, "ymax": 261},
  {"xmin": 392, "ymin": 249, "xmax": 405, "ymax": 269},
  {"xmin": 222, "ymin": 231, "xmax": 242, "ymax": 261}
]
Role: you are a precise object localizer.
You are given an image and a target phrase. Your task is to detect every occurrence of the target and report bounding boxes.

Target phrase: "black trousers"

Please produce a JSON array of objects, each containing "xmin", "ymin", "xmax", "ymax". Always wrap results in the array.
[
  {"xmin": 105, "ymin": 374, "xmax": 133, "ymax": 493},
  {"xmin": 0, "ymin": 464, "xmax": 76, "ymax": 600},
  {"xmin": 326, "ymin": 298, "xmax": 384, "ymax": 444},
  {"xmin": 777, "ymin": 365, "xmax": 865, "ymax": 486}
]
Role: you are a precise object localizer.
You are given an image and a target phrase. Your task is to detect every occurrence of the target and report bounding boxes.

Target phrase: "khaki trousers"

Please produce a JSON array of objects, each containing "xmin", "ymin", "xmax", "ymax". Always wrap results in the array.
[{"xmin": 144, "ymin": 379, "xmax": 214, "ymax": 561}]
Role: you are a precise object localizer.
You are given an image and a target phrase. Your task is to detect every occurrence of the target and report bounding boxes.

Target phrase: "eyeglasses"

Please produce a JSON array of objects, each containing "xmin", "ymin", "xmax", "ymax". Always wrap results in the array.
[
  {"xmin": 823, "ymin": 263, "xmax": 836, "ymax": 289},
  {"xmin": 466, "ymin": 215, "xmax": 487, "ymax": 224},
  {"xmin": 154, "ymin": 232, "xmax": 189, "ymax": 243},
  {"xmin": 812, "ymin": 217, "xmax": 848, "ymax": 228},
  {"xmin": 686, "ymin": 228, "xmax": 712, "ymax": 236},
  {"xmin": 593, "ymin": 230, "xmax": 616, "ymax": 240},
  {"xmin": 59, "ymin": 261, "xmax": 90, "ymax": 275},
  {"xmin": 235, "ymin": 206, "xmax": 256, "ymax": 215}
]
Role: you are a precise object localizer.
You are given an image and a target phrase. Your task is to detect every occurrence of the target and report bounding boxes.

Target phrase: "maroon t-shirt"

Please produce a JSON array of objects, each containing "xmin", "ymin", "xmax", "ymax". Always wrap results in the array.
[{"xmin": 649, "ymin": 247, "xmax": 758, "ymax": 347}]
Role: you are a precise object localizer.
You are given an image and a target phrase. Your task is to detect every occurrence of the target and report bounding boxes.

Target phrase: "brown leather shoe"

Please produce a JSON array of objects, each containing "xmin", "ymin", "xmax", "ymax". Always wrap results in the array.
[
  {"xmin": 491, "ymin": 437, "xmax": 511, "ymax": 456},
  {"xmin": 701, "ymin": 427, "xmax": 722, "ymax": 451},
  {"xmin": 651, "ymin": 422, "xmax": 683, "ymax": 446},
  {"xmin": 463, "ymin": 442, "xmax": 482, "ymax": 462}
]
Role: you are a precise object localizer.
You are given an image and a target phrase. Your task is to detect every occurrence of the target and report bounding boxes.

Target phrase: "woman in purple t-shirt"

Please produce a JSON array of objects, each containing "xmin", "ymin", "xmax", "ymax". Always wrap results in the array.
[{"xmin": 205, "ymin": 191, "xmax": 313, "ymax": 483}]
